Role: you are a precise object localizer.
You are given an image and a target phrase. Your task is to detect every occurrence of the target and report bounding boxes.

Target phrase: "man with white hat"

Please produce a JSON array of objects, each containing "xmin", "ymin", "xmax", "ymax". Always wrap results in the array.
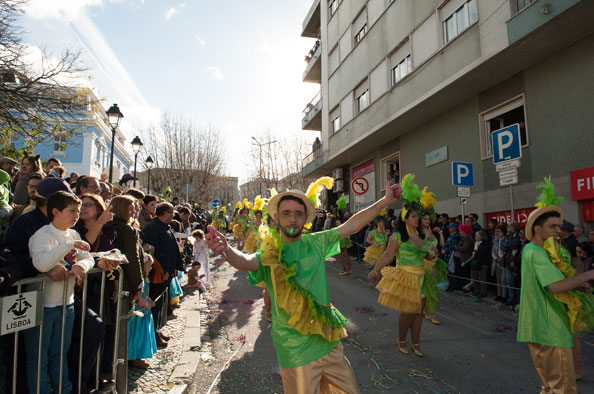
[
  {"xmin": 207, "ymin": 178, "xmax": 401, "ymax": 394},
  {"xmin": 517, "ymin": 178, "xmax": 594, "ymax": 394}
]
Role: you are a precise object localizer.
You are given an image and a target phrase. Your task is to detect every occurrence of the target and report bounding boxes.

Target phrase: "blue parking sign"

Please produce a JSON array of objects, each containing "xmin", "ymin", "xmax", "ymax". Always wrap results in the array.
[
  {"xmin": 492, "ymin": 124, "xmax": 522, "ymax": 164},
  {"xmin": 451, "ymin": 161, "xmax": 474, "ymax": 187}
]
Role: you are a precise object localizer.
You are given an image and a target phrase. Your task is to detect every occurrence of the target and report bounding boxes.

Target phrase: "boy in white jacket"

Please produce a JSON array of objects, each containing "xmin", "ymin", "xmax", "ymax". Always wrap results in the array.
[{"xmin": 25, "ymin": 191, "xmax": 94, "ymax": 394}]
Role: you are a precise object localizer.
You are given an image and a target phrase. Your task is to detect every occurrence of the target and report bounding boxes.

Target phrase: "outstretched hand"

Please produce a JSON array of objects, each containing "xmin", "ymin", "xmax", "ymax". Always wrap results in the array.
[
  {"xmin": 206, "ymin": 229, "xmax": 229, "ymax": 258},
  {"xmin": 384, "ymin": 180, "xmax": 402, "ymax": 205}
]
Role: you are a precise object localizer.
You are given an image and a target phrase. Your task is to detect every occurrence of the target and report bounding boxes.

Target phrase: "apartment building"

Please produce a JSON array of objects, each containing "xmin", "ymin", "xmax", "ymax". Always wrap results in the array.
[{"xmin": 301, "ymin": 0, "xmax": 594, "ymax": 226}]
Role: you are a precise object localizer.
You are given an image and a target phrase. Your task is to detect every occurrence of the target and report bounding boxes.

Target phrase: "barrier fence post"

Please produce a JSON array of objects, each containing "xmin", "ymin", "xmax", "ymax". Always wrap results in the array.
[{"xmin": 113, "ymin": 267, "xmax": 128, "ymax": 394}]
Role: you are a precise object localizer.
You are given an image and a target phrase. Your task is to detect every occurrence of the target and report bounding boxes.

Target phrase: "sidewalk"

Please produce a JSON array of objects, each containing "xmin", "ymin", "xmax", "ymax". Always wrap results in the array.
[{"xmin": 127, "ymin": 285, "xmax": 208, "ymax": 394}]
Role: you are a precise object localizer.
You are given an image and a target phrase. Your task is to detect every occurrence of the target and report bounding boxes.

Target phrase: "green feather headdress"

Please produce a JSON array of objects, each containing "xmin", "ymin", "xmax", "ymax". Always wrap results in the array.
[
  {"xmin": 400, "ymin": 174, "xmax": 424, "ymax": 220},
  {"xmin": 535, "ymin": 176, "xmax": 564, "ymax": 208},
  {"xmin": 336, "ymin": 193, "xmax": 347, "ymax": 212}
]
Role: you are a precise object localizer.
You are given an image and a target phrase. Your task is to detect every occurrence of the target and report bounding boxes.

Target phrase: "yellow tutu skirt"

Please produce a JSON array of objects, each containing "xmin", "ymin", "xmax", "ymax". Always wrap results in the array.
[
  {"xmin": 233, "ymin": 224, "xmax": 245, "ymax": 239},
  {"xmin": 244, "ymin": 232, "xmax": 259, "ymax": 253},
  {"xmin": 376, "ymin": 265, "xmax": 424, "ymax": 313},
  {"xmin": 363, "ymin": 244, "xmax": 385, "ymax": 265}
]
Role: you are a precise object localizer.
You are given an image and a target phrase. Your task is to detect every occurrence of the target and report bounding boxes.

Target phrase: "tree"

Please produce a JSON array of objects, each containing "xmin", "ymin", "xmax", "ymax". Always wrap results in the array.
[
  {"xmin": 0, "ymin": 0, "xmax": 87, "ymax": 157},
  {"xmin": 144, "ymin": 112, "xmax": 227, "ymax": 205},
  {"xmin": 245, "ymin": 131, "xmax": 314, "ymax": 198}
]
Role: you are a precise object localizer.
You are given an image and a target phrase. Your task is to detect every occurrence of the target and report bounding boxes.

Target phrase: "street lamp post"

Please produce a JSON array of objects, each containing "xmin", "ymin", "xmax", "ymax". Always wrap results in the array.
[
  {"xmin": 145, "ymin": 156, "xmax": 154, "ymax": 194},
  {"xmin": 106, "ymin": 104, "xmax": 124, "ymax": 184},
  {"xmin": 251, "ymin": 136, "xmax": 277, "ymax": 196},
  {"xmin": 131, "ymin": 136, "xmax": 143, "ymax": 187}
]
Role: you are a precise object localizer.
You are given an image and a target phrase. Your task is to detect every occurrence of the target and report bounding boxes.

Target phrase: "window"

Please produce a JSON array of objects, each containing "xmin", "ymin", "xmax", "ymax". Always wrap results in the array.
[
  {"xmin": 356, "ymin": 90, "xmax": 369, "ymax": 114},
  {"xmin": 380, "ymin": 153, "xmax": 400, "ymax": 191},
  {"xmin": 354, "ymin": 24, "xmax": 367, "ymax": 44},
  {"xmin": 329, "ymin": 0, "xmax": 338, "ymax": 18},
  {"xmin": 479, "ymin": 95, "xmax": 529, "ymax": 159},
  {"xmin": 331, "ymin": 116, "xmax": 341, "ymax": 134},
  {"xmin": 53, "ymin": 136, "xmax": 66, "ymax": 153},
  {"xmin": 443, "ymin": 0, "xmax": 478, "ymax": 44},
  {"xmin": 512, "ymin": 0, "xmax": 537, "ymax": 14},
  {"xmin": 391, "ymin": 55, "xmax": 411, "ymax": 86}
]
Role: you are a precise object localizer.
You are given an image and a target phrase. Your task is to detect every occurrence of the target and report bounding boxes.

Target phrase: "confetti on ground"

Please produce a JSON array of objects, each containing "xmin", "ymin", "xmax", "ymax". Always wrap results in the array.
[{"xmin": 355, "ymin": 305, "xmax": 376, "ymax": 315}]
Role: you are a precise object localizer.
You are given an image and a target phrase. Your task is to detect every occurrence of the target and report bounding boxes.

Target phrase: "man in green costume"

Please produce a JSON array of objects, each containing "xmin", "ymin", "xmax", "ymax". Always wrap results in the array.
[
  {"xmin": 206, "ymin": 179, "xmax": 401, "ymax": 394},
  {"xmin": 519, "ymin": 183, "xmax": 594, "ymax": 394}
]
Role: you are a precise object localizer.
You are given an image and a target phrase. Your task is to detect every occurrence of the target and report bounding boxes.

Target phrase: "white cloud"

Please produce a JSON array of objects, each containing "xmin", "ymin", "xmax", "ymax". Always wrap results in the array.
[
  {"xmin": 207, "ymin": 66, "xmax": 223, "ymax": 80},
  {"xmin": 25, "ymin": 0, "xmax": 102, "ymax": 21},
  {"xmin": 165, "ymin": 3, "xmax": 186, "ymax": 20},
  {"xmin": 195, "ymin": 35, "xmax": 206, "ymax": 48}
]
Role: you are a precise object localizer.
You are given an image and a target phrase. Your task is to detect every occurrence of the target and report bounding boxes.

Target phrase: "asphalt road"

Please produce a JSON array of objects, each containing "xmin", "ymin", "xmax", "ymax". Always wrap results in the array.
[{"xmin": 193, "ymin": 253, "xmax": 594, "ymax": 394}]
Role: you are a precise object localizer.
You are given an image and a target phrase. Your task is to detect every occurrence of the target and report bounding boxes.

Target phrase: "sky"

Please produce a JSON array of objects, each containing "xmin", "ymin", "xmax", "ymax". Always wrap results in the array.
[{"xmin": 19, "ymin": 0, "xmax": 320, "ymax": 183}]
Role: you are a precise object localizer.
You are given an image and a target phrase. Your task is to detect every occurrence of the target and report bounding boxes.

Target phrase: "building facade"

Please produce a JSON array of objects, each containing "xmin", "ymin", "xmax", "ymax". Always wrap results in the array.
[
  {"xmin": 301, "ymin": 0, "xmax": 594, "ymax": 227},
  {"xmin": 24, "ymin": 89, "xmax": 133, "ymax": 180}
]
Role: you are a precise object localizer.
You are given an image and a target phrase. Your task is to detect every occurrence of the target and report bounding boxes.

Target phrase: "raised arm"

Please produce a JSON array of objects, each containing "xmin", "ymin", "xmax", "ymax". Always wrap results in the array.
[
  {"xmin": 368, "ymin": 235, "xmax": 399, "ymax": 281},
  {"xmin": 206, "ymin": 230, "xmax": 259, "ymax": 271},
  {"xmin": 339, "ymin": 182, "xmax": 401, "ymax": 239}
]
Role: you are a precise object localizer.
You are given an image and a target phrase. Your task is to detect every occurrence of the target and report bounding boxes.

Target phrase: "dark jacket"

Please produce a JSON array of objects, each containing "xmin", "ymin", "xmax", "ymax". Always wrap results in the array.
[
  {"xmin": 142, "ymin": 217, "xmax": 184, "ymax": 275},
  {"xmin": 4, "ymin": 207, "xmax": 50, "ymax": 279},
  {"xmin": 454, "ymin": 235, "xmax": 474, "ymax": 263},
  {"xmin": 111, "ymin": 218, "xmax": 144, "ymax": 295},
  {"xmin": 502, "ymin": 231, "xmax": 521, "ymax": 268},
  {"xmin": 562, "ymin": 234, "xmax": 578, "ymax": 258},
  {"xmin": 471, "ymin": 240, "xmax": 491, "ymax": 270}
]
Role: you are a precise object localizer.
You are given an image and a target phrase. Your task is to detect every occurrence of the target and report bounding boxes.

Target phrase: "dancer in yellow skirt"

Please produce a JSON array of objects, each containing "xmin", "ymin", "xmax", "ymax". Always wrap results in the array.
[
  {"xmin": 368, "ymin": 174, "xmax": 436, "ymax": 357},
  {"xmin": 363, "ymin": 219, "xmax": 387, "ymax": 265},
  {"xmin": 243, "ymin": 196, "xmax": 264, "ymax": 254},
  {"xmin": 211, "ymin": 207, "xmax": 227, "ymax": 232}
]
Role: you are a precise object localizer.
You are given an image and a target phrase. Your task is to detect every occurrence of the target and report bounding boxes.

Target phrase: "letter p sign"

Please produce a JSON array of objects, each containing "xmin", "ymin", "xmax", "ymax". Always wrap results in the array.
[
  {"xmin": 492, "ymin": 124, "xmax": 522, "ymax": 164},
  {"xmin": 452, "ymin": 161, "xmax": 474, "ymax": 187}
]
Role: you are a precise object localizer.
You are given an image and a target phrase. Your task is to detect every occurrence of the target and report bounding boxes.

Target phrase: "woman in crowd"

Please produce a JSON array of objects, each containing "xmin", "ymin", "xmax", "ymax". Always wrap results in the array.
[
  {"xmin": 452, "ymin": 224, "xmax": 474, "ymax": 291},
  {"xmin": 368, "ymin": 174, "xmax": 435, "ymax": 356},
  {"xmin": 364, "ymin": 218, "xmax": 388, "ymax": 265},
  {"xmin": 470, "ymin": 230, "xmax": 491, "ymax": 299},
  {"xmin": 491, "ymin": 224, "xmax": 508, "ymax": 303},
  {"xmin": 11, "ymin": 154, "xmax": 43, "ymax": 205},
  {"xmin": 574, "ymin": 241, "xmax": 594, "ymax": 274},
  {"xmin": 502, "ymin": 222, "xmax": 521, "ymax": 306}
]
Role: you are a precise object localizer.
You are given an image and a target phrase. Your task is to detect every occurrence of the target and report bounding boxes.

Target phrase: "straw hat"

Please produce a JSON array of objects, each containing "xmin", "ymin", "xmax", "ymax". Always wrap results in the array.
[
  {"xmin": 268, "ymin": 190, "xmax": 316, "ymax": 224},
  {"xmin": 525, "ymin": 205, "xmax": 563, "ymax": 241}
]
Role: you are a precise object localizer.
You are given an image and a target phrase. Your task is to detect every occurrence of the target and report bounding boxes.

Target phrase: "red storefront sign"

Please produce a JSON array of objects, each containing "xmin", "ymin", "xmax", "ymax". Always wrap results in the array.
[
  {"xmin": 485, "ymin": 207, "xmax": 536, "ymax": 227},
  {"xmin": 352, "ymin": 159, "xmax": 374, "ymax": 178},
  {"xmin": 570, "ymin": 166, "xmax": 594, "ymax": 201},
  {"xmin": 583, "ymin": 200, "xmax": 594, "ymax": 222}
]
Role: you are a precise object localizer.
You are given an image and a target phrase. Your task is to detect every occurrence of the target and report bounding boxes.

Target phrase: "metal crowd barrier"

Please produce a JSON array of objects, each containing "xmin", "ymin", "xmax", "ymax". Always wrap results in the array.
[{"xmin": 1, "ymin": 266, "xmax": 127, "ymax": 394}]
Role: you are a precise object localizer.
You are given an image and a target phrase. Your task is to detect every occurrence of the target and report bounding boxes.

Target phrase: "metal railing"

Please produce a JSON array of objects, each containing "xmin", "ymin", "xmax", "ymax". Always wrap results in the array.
[
  {"xmin": 1, "ymin": 266, "xmax": 125, "ymax": 394},
  {"xmin": 302, "ymin": 90, "xmax": 322, "ymax": 119},
  {"xmin": 302, "ymin": 145, "xmax": 322, "ymax": 168}
]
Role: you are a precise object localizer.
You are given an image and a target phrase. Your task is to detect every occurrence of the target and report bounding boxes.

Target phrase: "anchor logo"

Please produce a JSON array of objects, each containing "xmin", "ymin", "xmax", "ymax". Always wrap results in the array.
[{"xmin": 7, "ymin": 294, "xmax": 32, "ymax": 320}]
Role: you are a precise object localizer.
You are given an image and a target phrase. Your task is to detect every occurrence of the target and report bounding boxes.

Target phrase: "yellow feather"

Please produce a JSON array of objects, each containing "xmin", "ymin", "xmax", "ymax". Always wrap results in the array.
[
  {"xmin": 421, "ymin": 186, "xmax": 436, "ymax": 209},
  {"xmin": 269, "ymin": 188, "xmax": 278, "ymax": 198},
  {"xmin": 235, "ymin": 201, "xmax": 242, "ymax": 210},
  {"xmin": 254, "ymin": 195, "xmax": 264, "ymax": 211},
  {"xmin": 305, "ymin": 176, "xmax": 334, "ymax": 208},
  {"xmin": 242, "ymin": 198, "xmax": 249, "ymax": 208}
]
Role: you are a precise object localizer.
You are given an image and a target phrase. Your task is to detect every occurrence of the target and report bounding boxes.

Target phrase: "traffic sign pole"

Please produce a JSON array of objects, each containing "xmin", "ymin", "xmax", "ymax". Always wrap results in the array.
[{"xmin": 509, "ymin": 185, "xmax": 515, "ymax": 224}]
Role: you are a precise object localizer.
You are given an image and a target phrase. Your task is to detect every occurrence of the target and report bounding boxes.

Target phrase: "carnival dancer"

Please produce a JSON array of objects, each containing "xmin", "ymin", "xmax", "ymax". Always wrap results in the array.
[
  {"xmin": 335, "ymin": 194, "xmax": 353, "ymax": 276},
  {"xmin": 212, "ymin": 207, "xmax": 227, "ymax": 232},
  {"xmin": 518, "ymin": 177, "xmax": 594, "ymax": 394},
  {"xmin": 206, "ymin": 177, "xmax": 402, "ymax": 394},
  {"xmin": 419, "ymin": 187, "xmax": 447, "ymax": 325},
  {"xmin": 231, "ymin": 203, "xmax": 249, "ymax": 249},
  {"xmin": 243, "ymin": 196, "xmax": 264, "ymax": 253},
  {"xmin": 368, "ymin": 174, "xmax": 439, "ymax": 357},
  {"xmin": 363, "ymin": 216, "xmax": 388, "ymax": 265}
]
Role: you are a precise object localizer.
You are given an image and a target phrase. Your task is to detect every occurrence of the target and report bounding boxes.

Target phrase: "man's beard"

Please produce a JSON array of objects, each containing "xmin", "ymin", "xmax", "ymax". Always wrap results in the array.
[{"xmin": 280, "ymin": 225, "xmax": 303, "ymax": 239}]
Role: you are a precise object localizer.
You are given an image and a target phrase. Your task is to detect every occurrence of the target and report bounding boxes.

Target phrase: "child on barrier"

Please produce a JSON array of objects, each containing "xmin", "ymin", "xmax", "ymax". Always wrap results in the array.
[
  {"xmin": 128, "ymin": 254, "xmax": 157, "ymax": 369},
  {"xmin": 25, "ymin": 191, "xmax": 94, "ymax": 394}
]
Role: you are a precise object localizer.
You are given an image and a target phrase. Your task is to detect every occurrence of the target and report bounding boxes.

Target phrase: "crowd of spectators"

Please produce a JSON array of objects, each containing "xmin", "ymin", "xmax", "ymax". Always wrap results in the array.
[{"xmin": 0, "ymin": 155, "xmax": 213, "ymax": 394}]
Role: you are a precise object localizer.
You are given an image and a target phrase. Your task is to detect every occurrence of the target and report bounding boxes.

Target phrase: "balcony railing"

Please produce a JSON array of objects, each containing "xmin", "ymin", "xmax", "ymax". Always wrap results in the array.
[
  {"xmin": 302, "ymin": 91, "xmax": 321, "ymax": 119},
  {"xmin": 302, "ymin": 144, "xmax": 322, "ymax": 168},
  {"xmin": 304, "ymin": 39, "xmax": 321, "ymax": 64}
]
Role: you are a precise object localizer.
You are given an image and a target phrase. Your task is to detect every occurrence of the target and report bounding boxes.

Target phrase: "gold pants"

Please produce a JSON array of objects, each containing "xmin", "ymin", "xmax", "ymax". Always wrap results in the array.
[
  {"xmin": 280, "ymin": 343, "xmax": 360, "ymax": 394},
  {"xmin": 528, "ymin": 343, "xmax": 576, "ymax": 394}
]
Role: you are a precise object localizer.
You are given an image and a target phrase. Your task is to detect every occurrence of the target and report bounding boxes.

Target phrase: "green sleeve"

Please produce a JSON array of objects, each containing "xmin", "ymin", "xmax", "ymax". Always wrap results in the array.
[
  {"xmin": 314, "ymin": 227, "xmax": 340, "ymax": 259},
  {"xmin": 530, "ymin": 248, "xmax": 565, "ymax": 288},
  {"xmin": 247, "ymin": 250, "xmax": 270, "ymax": 286}
]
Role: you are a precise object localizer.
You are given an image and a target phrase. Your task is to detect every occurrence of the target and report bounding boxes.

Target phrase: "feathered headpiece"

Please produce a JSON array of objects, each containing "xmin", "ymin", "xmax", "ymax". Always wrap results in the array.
[
  {"xmin": 373, "ymin": 208, "xmax": 387, "ymax": 225},
  {"xmin": 242, "ymin": 198, "xmax": 249, "ymax": 209},
  {"xmin": 420, "ymin": 186, "xmax": 437, "ymax": 221},
  {"xmin": 336, "ymin": 193, "xmax": 347, "ymax": 212},
  {"xmin": 235, "ymin": 201, "xmax": 242, "ymax": 210},
  {"xmin": 221, "ymin": 206, "xmax": 226, "ymax": 214},
  {"xmin": 254, "ymin": 195, "xmax": 264, "ymax": 211},
  {"xmin": 535, "ymin": 176, "xmax": 564, "ymax": 208},
  {"xmin": 400, "ymin": 174, "xmax": 424, "ymax": 220},
  {"xmin": 305, "ymin": 176, "xmax": 334, "ymax": 208}
]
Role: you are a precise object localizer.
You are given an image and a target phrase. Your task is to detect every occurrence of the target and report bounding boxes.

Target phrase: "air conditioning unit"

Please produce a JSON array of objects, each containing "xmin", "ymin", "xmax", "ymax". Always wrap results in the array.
[
  {"xmin": 332, "ymin": 167, "xmax": 343, "ymax": 180},
  {"xmin": 335, "ymin": 180, "xmax": 344, "ymax": 193}
]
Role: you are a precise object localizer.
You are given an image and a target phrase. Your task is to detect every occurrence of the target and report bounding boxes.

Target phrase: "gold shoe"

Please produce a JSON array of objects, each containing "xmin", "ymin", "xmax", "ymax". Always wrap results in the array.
[
  {"xmin": 430, "ymin": 317, "xmax": 441, "ymax": 325},
  {"xmin": 411, "ymin": 344, "xmax": 424, "ymax": 357},
  {"xmin": 338, "ymin": 271, "xmax": 352, "ymax": 276},
  {"xmin": 397, "ymin": 341, "xmax": 409, "ymax": 355},
  {"xmin": 265, "ymin": 312, "xmax": 272, "ymax": 322}
]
